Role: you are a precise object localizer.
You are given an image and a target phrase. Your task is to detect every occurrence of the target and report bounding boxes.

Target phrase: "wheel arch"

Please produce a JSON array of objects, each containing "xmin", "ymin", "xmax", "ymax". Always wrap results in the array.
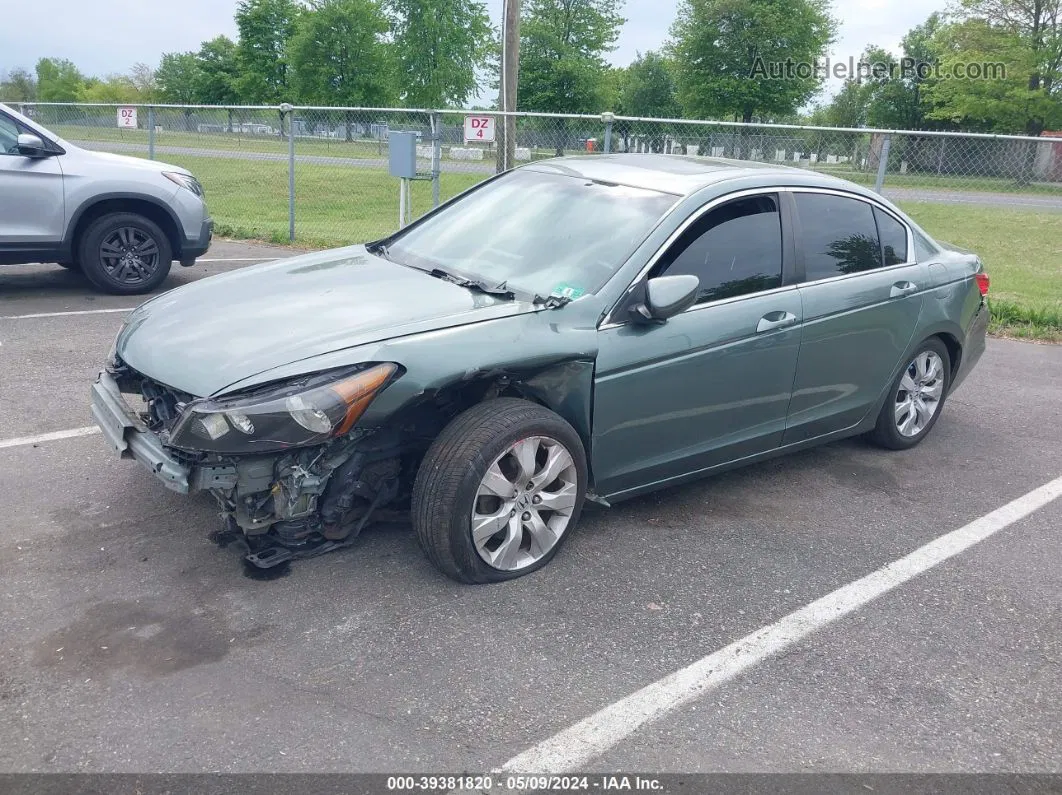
[
  {"xmin": 912, "ymin": 322, "xmax": 963, "ymax": 385},
  {"xmin": 381, "ymin": 357, "xmax": 597, "ymax": 486},
  {"xmin": 63, "ymin": 194, "xmax": 183, "ymax": 262},
  {"xmin": 863, "ymin": 325, "xmax": 964, "ymax": 432},
  {"xmin": 931, "ymin": 330, "xmax": 963, "ymax": 385}
]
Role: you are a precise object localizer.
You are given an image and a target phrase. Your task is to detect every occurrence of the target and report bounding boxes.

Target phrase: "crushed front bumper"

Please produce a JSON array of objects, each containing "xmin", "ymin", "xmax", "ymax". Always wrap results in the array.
[
  {"xmin": 91, "ymin": 370, "xmax": 402, "ymax": 571},
  {"xmin": 90, "ymin": 371, "xmax": 192, "ymax": 493}
]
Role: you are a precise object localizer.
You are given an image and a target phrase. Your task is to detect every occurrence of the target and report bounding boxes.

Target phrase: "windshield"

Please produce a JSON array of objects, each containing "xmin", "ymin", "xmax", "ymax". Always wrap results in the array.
[{"xmin": 384, "ymin": 169, "xmax": 676, "ymax": 298}]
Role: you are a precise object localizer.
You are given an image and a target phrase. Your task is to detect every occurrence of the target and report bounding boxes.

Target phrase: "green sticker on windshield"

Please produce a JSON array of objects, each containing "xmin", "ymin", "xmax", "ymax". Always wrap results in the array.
[{"xmin": 552, "ymin": 283, "xmax": 585, "ymax": 300}]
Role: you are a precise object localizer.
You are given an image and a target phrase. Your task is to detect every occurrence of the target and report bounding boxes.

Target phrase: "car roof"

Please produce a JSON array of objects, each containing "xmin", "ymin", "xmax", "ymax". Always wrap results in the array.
[{"xmin": 522, "ymin": 153, "xmax": 863, "ymax": 198}]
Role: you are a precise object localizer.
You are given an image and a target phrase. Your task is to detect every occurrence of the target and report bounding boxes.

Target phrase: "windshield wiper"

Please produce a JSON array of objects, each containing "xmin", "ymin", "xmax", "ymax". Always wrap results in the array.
[
  {"xmin": 427, "ymin": 268, "xmax": 516, "ymax": 300},
  {"xmin": 533, "ymin": 293, "xmax": 574, "ymax": 310}
]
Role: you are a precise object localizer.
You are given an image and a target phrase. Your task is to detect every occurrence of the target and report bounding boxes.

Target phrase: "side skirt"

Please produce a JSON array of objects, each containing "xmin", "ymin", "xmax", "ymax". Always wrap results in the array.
[{"xmin": 602, "ymin": 416, "xmax": 878, "ymax": 505}]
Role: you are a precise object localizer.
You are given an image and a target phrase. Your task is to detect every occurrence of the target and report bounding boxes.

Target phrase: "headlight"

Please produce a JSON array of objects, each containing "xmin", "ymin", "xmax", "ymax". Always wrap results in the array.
[
  {"xmin": 167, "ymin": 363, "xmax": 398, "ymax": 454},
  {"xmin": 163, "ymin": 171, "xmax": 204, "ymax": 197}
]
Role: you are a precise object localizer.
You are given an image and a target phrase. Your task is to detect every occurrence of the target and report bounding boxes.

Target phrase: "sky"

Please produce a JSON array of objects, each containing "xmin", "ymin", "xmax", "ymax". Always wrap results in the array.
[{"xmin": 0, "ymin": 0, "xmax": 952, "ymax": 103}]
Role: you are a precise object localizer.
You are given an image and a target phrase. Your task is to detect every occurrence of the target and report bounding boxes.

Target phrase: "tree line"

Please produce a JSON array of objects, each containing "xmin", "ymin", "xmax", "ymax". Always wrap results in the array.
[
  {"xmin": 812, "ymin": 0, "xmax": 1062, "ymax": 137},
  {"xmin": 1, "ymin": 0, "xmax": 1059, "ymax": 136},
  {"xmin": 3, "ymin": 0, "xmax": 493, "ymax": 111}
]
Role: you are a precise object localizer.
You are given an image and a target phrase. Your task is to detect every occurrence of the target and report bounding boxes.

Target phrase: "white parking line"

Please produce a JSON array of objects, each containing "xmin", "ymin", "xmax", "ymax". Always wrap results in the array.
[
  {"xmin": 0, "ymin": 426, "xmax": 101, "ymax": 449},
  {"xmin": 501, "ymin": 474, "xmax": 1062, "ymax": 774},
  {"xmin": 0, "ymin": 307, "xmax": 136, "ymax": 320},
  {"xmin": 196, "ymin": 257, "xmax": 279, "ymax": 262}
]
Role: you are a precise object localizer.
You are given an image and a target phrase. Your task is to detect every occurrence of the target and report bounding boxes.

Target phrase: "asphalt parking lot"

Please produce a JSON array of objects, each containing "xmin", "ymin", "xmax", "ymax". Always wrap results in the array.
[{"xmin": 1, "ymin": 241, "xmax": 1060, "ymax": 776}]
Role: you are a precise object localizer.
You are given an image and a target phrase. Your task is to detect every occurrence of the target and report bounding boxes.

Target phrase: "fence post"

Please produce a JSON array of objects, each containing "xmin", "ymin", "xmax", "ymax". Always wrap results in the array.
[
  {"xmin": 874, "ymin": 134, "xmax": 891, "ymax": 194},
  {"xmin": 281, "ymin": 103, "xmax": 295, "ymax": 242},
  {"xmin": 602, "ymin": 112, "xmax": 614, "ymax": 154},
  {"xmin": 147, "ymin": 107, "xmax": 155, "ymax": 160},
  {"xmin": 431, "ymin": 111, "xmax": 441, "ymax": 208}
]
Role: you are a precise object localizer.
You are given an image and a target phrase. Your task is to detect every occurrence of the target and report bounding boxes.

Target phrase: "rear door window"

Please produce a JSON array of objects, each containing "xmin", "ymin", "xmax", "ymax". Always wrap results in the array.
[{"xmin": 794, "ymin": 193, "xmax": 882, "ymax": 280}]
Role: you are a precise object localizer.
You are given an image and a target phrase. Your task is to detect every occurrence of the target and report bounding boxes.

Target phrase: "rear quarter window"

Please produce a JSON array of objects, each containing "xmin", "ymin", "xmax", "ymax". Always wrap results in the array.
[
  {"xmin": 874, "ymin": 207, "xmax": 909, "ymax": 265},
  {"xmin": 914, "ymin": 230, "xmax": 940, "ymax": 262}
]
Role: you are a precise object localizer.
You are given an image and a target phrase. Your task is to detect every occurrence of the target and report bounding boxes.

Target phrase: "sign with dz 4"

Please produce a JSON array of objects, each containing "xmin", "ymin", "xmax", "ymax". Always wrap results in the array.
[{"xmin": 463, "ymin": 115, "xmax": 495, "ymax": 143}]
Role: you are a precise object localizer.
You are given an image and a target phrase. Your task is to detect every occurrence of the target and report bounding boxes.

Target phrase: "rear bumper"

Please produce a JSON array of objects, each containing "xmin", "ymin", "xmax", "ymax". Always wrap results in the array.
[
  {"xmin": 90, "ymin": 371, "xmax": 192, "ymax": 493},
  {"xmin": 951, "ymin": 299, "xmax": 989, "ymax": 394},
  {"xmin": 179, "ymin": 217, "xmax": 213, "ymax": 263}
]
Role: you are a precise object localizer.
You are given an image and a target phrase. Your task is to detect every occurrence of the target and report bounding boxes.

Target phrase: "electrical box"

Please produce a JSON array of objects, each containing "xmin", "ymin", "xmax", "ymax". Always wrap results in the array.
[{"xmin": 389, "ymin": 131, "xmax": 419, "ymax": 179}]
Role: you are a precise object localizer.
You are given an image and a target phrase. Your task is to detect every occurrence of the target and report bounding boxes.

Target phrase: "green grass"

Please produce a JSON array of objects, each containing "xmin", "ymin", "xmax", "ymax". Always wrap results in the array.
[
  {"xmin": 53, "ymin": 124, "xmax": 550, "ymax": 165},
  {"xmin": 154, "ymin": 154, "xmax": 488, "ymax": 247},
  {"xmin": 985, "ymin": 300, "xmax": 1062, "ymax": 341},
  {"xmin": 899, "ymin": 202, "xmax": 1062, "ymax": 341},
  {"xmin": 54, "ymin": 123, "xmax": 399, "ymax": 160},
  {"xmin": 816, "ymin": 165, "xmax": 1062, "ymax": 196}
]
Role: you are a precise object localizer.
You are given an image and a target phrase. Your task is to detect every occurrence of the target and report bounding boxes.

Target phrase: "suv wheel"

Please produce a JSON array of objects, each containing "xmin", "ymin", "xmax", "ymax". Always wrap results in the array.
[
  {"xmin": 412, "ymin": 398, "xmax": 588, "ymax": 584},
  {"xmin": 78, "ymin": 212, "xmax": 172, "ymax": 295}
]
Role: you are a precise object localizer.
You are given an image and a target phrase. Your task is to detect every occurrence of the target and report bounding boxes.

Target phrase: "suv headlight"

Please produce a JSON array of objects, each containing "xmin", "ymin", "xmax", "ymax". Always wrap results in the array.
[
  {"xmin": 167, "ymin": 364, "xmax": 398, "ymax": 454},
  {"xmin": 163, "ymin": 171, "xmax": 204, "ymax": 197}
]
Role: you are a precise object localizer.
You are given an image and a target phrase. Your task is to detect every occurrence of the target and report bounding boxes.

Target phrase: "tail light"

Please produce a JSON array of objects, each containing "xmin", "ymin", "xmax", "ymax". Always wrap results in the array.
[{"xmin": 975, "ymin": 272, "xmax": 990, "ymax": 296}]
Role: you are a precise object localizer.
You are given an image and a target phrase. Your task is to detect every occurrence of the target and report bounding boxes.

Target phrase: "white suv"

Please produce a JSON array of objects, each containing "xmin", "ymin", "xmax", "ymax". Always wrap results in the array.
[{"xmin": 0, "ymin": 103, "xmax": 212, "ymax": 294}]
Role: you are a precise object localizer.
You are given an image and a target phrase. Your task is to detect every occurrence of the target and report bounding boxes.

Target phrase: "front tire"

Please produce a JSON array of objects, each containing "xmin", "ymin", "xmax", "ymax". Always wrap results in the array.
[
  {"xmin": 78, "ymin": 212, "xmax": 172, "ymax": 295},
  {"xmin": 869, "ymin": 338, "xmax": 951, "ymax": 450},
  {"xmin": 412, "ymin": 398, "xmax": 588, "ymax": 584}
]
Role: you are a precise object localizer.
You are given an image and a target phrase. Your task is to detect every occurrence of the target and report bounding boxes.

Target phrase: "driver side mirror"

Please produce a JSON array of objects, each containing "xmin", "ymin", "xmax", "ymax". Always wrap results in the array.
[
  {"xmin": 16, "ymin": 133, "xmax": 50, "ymax": 158},
  {"xmin": 630, "ymin": 274, "xmax": 700, "ymax": 324}
]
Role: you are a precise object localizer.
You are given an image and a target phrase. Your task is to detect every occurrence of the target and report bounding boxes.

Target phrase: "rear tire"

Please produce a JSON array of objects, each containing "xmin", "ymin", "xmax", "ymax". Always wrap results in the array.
[
  {"xmin": 869, "ymin": 337, "xmax": 951, "ymax": 450},
  {"xmin": 78, "ymin": 212, "xmax": 172, "ymax": 295},
  {"xmin": 412, "ymin": 398, "xmax": 587, "ymax": 584}
]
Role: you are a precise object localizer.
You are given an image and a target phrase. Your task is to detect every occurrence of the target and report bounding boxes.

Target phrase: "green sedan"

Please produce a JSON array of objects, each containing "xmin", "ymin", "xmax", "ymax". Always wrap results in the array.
[{"xmin": 91, "ymin": 154, "xmax": 989, "ymax": 583}]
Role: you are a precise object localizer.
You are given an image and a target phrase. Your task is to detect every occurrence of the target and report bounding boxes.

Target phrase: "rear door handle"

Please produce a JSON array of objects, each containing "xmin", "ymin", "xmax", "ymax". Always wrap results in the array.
[
  {"xmin": 756, "ymin": 310, "xmax": 798, "ymax": 333},
  {"xmin": 890, "ymin": 281, "xmax": 918, "ymax": 298}
]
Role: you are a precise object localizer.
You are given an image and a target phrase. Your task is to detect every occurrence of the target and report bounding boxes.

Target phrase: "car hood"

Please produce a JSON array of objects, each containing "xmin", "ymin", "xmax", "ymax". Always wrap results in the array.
[
  {"xmin": 78, "ymin": 147, "xmax": 188, "ymax": 175},
  {"xmin": 117, "ymin": 245, "xmax": 539, "ymax": 396}
]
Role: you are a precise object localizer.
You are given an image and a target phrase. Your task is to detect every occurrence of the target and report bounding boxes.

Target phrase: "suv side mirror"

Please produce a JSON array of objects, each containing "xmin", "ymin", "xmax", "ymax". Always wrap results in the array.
[
  {"xmin": 16, "ymin": 133, "xmax": 50, "ymax": 158},
  {"xmin": 630, "ymin": 275, "xmax": 700, "ymax": 324}
]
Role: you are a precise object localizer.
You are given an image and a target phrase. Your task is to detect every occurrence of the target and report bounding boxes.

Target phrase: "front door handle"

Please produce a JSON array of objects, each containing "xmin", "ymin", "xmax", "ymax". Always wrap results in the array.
[
  {"xmin": 756, "ymin": 311, "xmax": 798, "ymax": 334},
  {"xmin": 890, "ymin": 281, "xmax": 918, "ymax": 298}
]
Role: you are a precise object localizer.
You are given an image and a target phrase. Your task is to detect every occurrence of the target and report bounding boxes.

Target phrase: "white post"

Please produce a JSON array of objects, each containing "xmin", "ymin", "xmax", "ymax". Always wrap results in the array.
[{"xmin": 399, "ymin": 178, "xmax": 407, "ymax": 228}]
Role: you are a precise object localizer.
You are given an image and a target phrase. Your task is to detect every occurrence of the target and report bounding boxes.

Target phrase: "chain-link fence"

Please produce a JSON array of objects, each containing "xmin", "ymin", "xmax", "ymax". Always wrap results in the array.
[{"xmin": 9, "ymin": 102, "xmax": 1062, "ymax": 246}]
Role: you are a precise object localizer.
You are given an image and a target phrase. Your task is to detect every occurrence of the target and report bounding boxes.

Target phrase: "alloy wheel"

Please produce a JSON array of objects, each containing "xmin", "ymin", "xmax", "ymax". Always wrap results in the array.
[
  {"xmin": 894, "ymin": 350, "xmax": 945, "ymax": 437},
  {"xmin": 99, "ymin": 227, "xmax": 161, "ymax": 285},
  {"xmin": 471, "ymin": 435, "xmax": 579, "ymax": 571}
]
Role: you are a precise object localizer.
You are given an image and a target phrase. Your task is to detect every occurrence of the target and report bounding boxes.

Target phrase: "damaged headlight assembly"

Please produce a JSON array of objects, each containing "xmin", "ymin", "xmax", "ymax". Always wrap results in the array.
[{"xmin": 166, "ymin": 363, "xmax": 399, "ymax": 454}]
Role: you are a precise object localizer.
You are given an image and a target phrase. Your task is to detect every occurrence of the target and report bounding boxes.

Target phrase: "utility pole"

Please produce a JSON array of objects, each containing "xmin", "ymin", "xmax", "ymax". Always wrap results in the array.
[{"xmin": 496, "ymin": 0, "xmax": 521, "ymax": 174}]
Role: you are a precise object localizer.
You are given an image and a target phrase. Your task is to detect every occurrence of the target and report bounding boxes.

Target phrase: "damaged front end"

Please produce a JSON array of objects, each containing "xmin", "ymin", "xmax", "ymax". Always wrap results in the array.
[
  {"xmin": 211, "ymin": 428, "xmax": 408, "ymax": 571},
  {"xmin": 94, "ymin": 356, "xmax": 413, "ymax": 571}
]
